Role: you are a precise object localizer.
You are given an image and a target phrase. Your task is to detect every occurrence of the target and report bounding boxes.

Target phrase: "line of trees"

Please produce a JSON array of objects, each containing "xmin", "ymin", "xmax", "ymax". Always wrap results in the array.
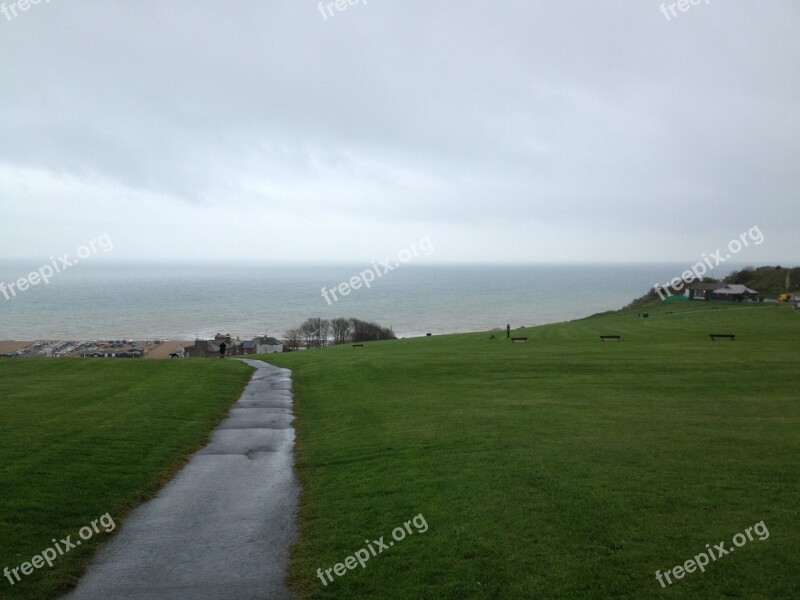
[{"xmin": 283, "ymin": 318, "xmax": 396, "ymax": 350}]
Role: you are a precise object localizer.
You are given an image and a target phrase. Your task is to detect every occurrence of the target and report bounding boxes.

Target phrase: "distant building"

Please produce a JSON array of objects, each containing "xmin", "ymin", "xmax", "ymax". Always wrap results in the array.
[
  {"xmin": 257, "ymin": 336, "xmax": 284, "ymax": 353},
  {"xmin": 241, "ymin": 336, "xmax": 284, "ymax": 354},
  {"xmin": 81, "ymin": 347, "xmax": 143, "ymax": 358},
  {"xmin": 685, "ymin": 282, "xmax": 758, "ymax": 302},
  {"xmin": 186, "ymin": 334, "xmax": 244, "ymax": 357},
  {"xmin": 183, "ymin": 333, "xmax": 285, "ymax": 357},
  {"xmin": 709, "ymin": 284, "xmax": 759, "ymax": 301},
  {"xmin": 685, "ymin": 282, "xmax": 723, "ymax": 301}
]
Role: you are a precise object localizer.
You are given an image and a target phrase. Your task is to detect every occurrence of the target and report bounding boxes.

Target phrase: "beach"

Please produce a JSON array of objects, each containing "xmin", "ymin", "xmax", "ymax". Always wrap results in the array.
[
  {"xmin": 0, "ymin": 340, "xmax": 193, "ymax": 359},
  {"xmin": 0, "ymin": 340, "xmax": 30, "ymax": 355}
]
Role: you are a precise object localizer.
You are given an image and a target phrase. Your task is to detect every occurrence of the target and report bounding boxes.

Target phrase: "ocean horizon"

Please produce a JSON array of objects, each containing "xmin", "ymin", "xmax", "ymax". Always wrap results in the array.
[{"xmin": 0, "ymin": 262, "xmax": 745, "ymax": 340}]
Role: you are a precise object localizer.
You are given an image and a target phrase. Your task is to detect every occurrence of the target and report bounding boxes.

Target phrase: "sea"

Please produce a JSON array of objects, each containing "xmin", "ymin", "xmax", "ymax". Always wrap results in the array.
[{"xmin": 0, "ymin": 262, "xmax": 741, "ymax": 341}]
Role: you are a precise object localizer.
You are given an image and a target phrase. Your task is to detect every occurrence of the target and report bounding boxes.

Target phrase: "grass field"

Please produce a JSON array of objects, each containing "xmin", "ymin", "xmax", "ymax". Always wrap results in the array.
[
  {"xmin": 259, "ymin": 301, "xmax": 800, "ymax": 599},
  {"xmin": 0, "ymin": 359, "xmax": 252, "ymax": 600},
  {"xmin": 1, "ymin": 301, "xmax": 798, "ymax": 599}
]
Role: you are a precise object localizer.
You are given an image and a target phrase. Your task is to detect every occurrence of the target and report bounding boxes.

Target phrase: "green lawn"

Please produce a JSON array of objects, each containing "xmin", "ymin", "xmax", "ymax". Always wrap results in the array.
[
  {"xmin": 0, "ymin": 359, "xmax": 252, "ymax": 600},
  {"xmin": 260, "ymin": 301, "xmax": 800, "ymax": 599},
  {"xmin": 1, "ymin": 302, "xmax": 798, "ymax": 599}
]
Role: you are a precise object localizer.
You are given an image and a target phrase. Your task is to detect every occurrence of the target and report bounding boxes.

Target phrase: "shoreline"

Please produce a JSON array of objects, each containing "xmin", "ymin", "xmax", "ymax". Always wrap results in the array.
[
  {"xmin": 0, "ymin": 326, "xmax": 510, "ymax": 358},
  {"xmin": 0, "ymin": 340, "xmax": 193, "ymax": 359},
  {"xmin": 0, "ymin": 313, "xmax": 606, "ymax": 358}
]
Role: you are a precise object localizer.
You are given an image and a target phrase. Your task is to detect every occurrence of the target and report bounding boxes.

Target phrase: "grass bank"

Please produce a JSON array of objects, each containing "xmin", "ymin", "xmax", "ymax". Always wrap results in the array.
[
  {"xmin": 263, "ymin": 301, "xmax": 800, "ymax": 598},
  {"xmin": 0, "ymin": 359, "xmax": 252, "ymax": 600}
]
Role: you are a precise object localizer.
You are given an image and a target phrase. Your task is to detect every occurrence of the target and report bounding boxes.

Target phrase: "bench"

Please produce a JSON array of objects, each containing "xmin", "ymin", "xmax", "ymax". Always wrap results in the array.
[
  {"xmin": 709, "ymin": 334, "xmax": 735, "ymax": 341},
  {"xmin": 352, "ymin": 344, "xmax": 364, "ymax": 348},
  {"xmin": 511, "ymin": 337, "xmax": 528, "ymax": 343},
  {"xmin": 600, "ymin": 335, "xmax": 622, "ymax": 341}
]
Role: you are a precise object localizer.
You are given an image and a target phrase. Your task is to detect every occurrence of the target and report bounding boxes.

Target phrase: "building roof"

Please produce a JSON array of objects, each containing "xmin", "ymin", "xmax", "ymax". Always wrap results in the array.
[
  {"xmin": 205, "ymin": 339, "xmax": 239, "ymax": 352},
  {"xmin": 713, "ymin": 284, "xmax": 758, "ymax": 295},
  {"xmin": 252, "ymin": 336, "xmax": 282, "ymax": 346},
  {"xmin": 686, "ymin": 281, "xmax": 724, "ymax": 291}
]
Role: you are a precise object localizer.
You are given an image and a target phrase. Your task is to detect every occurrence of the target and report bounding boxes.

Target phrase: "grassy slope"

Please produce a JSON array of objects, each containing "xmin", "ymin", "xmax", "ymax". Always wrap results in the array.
[
  {"xmin": 0, "ymin": 359, "xmax": 252, "ymax": 600},
  {"xmin": 724, "ymin": 266, "xmax": 800, "ymax": 296},
  {"xmin": 263, "ymin": 301, "xmax": 800, "ymax": 599}
]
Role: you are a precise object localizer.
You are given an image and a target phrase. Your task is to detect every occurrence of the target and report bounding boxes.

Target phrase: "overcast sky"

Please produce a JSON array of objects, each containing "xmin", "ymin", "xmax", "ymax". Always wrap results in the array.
[{"xmin": 1, "ymin": 1, "xmax": 798, "ymax": 264}]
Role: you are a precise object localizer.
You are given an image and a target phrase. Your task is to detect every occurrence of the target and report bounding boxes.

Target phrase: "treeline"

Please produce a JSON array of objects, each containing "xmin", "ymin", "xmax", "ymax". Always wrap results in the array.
[
  {"xmin": 724, "ymin": 266, "xmax": 800, "ymax": 296},
  {"xmin": 283, "ymin": 318, "xmax": 396, "ymax": 350}
]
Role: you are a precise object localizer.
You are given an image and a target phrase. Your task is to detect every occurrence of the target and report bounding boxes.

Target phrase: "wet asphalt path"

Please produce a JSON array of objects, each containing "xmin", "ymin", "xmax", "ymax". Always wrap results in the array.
[{"xmin": 63, "ymin": 359, "xmax": 299, "ymax": 600}]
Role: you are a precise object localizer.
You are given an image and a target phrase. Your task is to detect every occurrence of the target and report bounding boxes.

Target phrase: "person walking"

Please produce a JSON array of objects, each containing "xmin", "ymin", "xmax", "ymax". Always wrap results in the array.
[{"xmin": 219, "ymin": 341, "xmax": 227, "ymax": 358}]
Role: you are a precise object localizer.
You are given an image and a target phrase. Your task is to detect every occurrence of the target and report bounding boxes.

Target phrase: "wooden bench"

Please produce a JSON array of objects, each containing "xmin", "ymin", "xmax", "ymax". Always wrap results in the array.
[
  {"xmin": 352, "ymin": 344, "xmax": 364, "ymax": 348},
  {"xmin": 511, "ymin": 337, "xmax": 528, "ymax": 343},
  {"xmin": 600, "ymin": 335, "xmax": 622, "ymax": 341},
  {"xmin": 709, "ymin": 334, "xmax": 735, "ymax": 341}
]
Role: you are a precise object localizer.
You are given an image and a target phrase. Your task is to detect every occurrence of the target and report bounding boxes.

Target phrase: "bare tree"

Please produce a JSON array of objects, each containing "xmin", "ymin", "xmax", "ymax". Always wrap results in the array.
[
  {"xmin": 317, "ymin": 318, "xmax": 331, "ymax": 347},
  {"xmin": 300, "ymin": 317, "xmax": 330, "ymax": 348},
  {"xmin": 283, "ymin": 328, "xmax": 302, "ymax": 351},
  {"xmin": 331, "ymin": 317, "xmax": 352, "ymax": 345},
  {"xmin": 299, "ymin": 319, "xmax": 317, "ymax": 349},
  {"xmin": 351, "ymin": 318, "xmax": 396, "ymax": 342},
  {"xmin": 295, "ymin": 317, "xmax": 393, "ymax": 347}
]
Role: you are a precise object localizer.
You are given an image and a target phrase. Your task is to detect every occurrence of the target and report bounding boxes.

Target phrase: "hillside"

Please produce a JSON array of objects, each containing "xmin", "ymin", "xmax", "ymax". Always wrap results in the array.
[
  {"xmin": 264, "ymin": 300, "xmax": 800, "ymax": 599},
  {"xmin": 2, "ymin": 301, "xmax": 798, "ymax": 599},
  {"xmin": 628, "ymin": 265, "xmax": 800, "ymax": 306},
  {"xmin": 724, "ymin": 265, "xmax": 800, "ymax": 296}
]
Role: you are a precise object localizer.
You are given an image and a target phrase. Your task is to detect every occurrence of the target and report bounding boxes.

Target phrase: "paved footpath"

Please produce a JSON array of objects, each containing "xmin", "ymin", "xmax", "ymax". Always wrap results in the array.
[{"xmin": 63, "ymin": 360, "xmax": 299, "ymax": 600}]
